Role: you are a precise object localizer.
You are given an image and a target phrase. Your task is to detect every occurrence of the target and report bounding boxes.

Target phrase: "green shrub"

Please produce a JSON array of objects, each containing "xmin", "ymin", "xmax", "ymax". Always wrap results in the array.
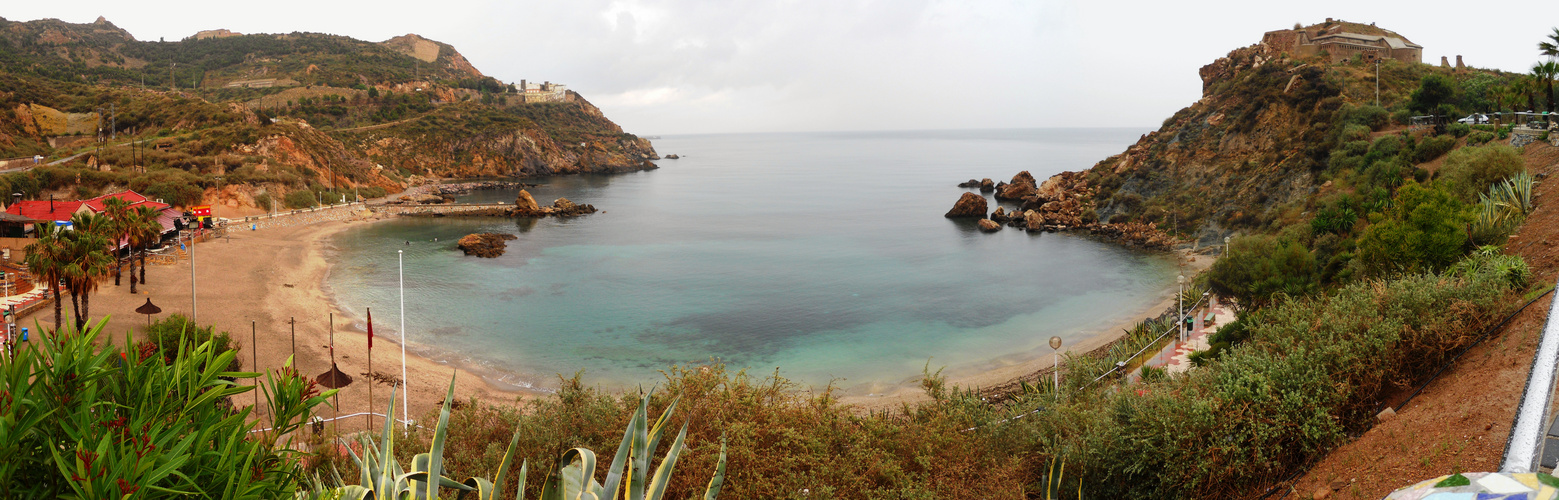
[
  {"xmin": 1206, "ymin": 234, "xmax": 1317, "ymax": 309},
  {"xmin": 1337, "ymin": 104, "xmax": 1389, "ymax": 130},
  {"xmin": 0, "ymin": 318, "xmax": 334, "ymax": 497},
  {"xmin": 1439, "ymin": 145, "xmax": 1525, "ymax": 203},
  {"xmin": 1445, "ymin": 122, "xmax": 1471, "ymax": 138},
  {"xmin": 1468, "ymin": 131, "xmax": 1497, "ymax": 145},
  {"xmin": 144, "ymin": 313, "xmax": 240, "ymax": 372},
  {"xmin": 1019, "ymin": 252, "xmax": 1515, "ymax": 498},
  {"xmin": 1339, "ymin": 124, "xmax": 1372, "ymax": 142},
  {"xmin": 1411, "ymin": 134, "xmax": 1457, "ymax": 163},
  {"xmin": 253, "ymin": 192, "xmax": 274, "ymax": 211},
  {"xmin": 284, "ymin": 189, "xmax": 318, "ymax": 208},
  {"xmin": 1356, "ymin": 182, "xmax": 1471, "ymax": 275}
]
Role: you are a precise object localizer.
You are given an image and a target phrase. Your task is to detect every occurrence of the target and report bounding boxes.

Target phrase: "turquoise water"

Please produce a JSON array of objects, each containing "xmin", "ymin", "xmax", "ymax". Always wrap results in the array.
[{"xmin": 325, "ymin": 129, "xmax": 1173, "ymax": 393}]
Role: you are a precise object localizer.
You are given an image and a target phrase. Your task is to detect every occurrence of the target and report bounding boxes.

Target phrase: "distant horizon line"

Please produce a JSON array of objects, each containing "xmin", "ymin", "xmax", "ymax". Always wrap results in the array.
[{"xmin": 639, "ymin": 125, "xmax": 1159, "ymax": 137}]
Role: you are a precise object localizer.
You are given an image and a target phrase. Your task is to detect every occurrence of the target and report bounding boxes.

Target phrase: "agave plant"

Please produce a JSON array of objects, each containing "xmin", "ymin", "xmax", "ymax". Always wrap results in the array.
[{"xmin": 316, "ymin": 374, "xmax": 726, "ymax": 500}]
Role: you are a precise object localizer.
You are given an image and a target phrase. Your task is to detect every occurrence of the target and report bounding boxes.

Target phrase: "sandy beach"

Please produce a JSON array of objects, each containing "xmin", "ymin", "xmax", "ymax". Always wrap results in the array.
[
  {"xmin": 21, "ymin": 204, "xmax": 1217, "ymax": 419},
  {"xmin": 20, "ymin": 207, "xmax": 527, "ymax": 433}
]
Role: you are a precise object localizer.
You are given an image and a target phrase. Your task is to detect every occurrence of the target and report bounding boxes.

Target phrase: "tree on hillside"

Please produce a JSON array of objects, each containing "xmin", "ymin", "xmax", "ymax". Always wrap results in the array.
[
  {"xmin": 1533, "ymin": 61, "xmax": 1559, "ymax": 113},
  {"xmin": 1409, "ymin": 74, "xmax": 1457, "ymax": 114},
  {"xmin": 24, "ymin": 224, "xmax": 67, "ymax": 333}
]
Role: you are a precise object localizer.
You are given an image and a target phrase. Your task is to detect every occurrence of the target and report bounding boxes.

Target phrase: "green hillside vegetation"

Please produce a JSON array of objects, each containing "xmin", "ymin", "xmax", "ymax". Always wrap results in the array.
[{"xmin": 0, "ymin": 16, "xmax": 655, "ymax": 209}]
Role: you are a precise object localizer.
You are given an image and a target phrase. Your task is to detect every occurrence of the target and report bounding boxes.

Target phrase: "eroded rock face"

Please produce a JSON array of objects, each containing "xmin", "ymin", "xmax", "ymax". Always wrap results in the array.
[
  {"xmin": 945, "ymin": 192, "xmax": 988, "ymax": 218},
  {"xmin": 457, "ymin": 233, "xmax": 518, "ymax": 258}
]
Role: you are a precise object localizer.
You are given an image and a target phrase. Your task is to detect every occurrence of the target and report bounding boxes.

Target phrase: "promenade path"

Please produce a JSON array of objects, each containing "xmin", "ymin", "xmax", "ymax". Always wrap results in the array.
[{"xmin": 1129, "ymin": 295, "xmax": 1235, "ymax": 382}]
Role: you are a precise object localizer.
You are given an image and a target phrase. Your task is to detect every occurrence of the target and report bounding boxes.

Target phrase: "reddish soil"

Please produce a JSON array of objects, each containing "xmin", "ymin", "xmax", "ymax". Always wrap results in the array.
[{"xmin": 1279, "ymin": 142, "xmax": 1559, "ymax": 499}]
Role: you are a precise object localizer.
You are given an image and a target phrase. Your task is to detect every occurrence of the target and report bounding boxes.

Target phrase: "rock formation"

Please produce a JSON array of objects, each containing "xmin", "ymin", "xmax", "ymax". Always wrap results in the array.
[
  {"xmin": 513, "ymin": 190, "xmax": 597, "ymax": 217},
  {"xmin": 945, "ymin": 192, "xmax": 988, "ymax": 218},
  {"xmin": 977, "ymin": 219, "xmax": 1001, "ymax": 232},
  {"xmin": 456, "ymin": 233, "xmax": 518, "ymax": 258}
]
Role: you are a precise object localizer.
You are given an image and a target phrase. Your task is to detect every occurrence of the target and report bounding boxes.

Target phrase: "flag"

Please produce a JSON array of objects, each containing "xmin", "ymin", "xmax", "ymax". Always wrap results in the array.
[{"xmin": 366, "ymin": 308, "xmax": 373, "ymax": 349}]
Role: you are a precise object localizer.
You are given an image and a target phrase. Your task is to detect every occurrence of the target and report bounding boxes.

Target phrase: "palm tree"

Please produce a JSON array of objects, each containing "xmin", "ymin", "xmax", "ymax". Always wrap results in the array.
[
  {"xmin": 1534, "ymin": 61, "xmax": 1559, "ymax": 113},
  {"xmin": 23, "ymin": 223, "xmax": 67, "ymax": 333},
  {"xmin": 1540, "ymin": 27, "xmax": 1559, "ymax": 61},
  {"xmin": 61, "ymin": 213, "xmax": 113, "ymax": 328},
  {"xmin": 101, "ymin": 197, "xmax": 131, "ymax": 287},
  {"xmin": 126, "ymin": 206, "xmax": 162, "ymax": 294}
]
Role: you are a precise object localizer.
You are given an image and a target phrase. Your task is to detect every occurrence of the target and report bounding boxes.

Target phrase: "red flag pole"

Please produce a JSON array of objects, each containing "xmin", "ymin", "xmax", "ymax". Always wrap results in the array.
[{"xmin": 367, "ymin": 308, "xmax": 374, "ymax": 432}]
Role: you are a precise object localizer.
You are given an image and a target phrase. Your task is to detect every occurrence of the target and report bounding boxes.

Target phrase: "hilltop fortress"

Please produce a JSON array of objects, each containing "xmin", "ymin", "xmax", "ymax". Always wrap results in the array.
[{"xmin": 1261, "ymin": 18, "xmax": 1422, "ymax": 63}]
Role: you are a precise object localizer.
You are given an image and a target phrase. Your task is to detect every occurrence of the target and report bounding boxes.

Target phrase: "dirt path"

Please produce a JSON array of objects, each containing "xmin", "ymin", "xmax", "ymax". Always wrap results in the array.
[{"xmin": 1281, "ymin": 142, "xmax": 1559, "ymax": 499}]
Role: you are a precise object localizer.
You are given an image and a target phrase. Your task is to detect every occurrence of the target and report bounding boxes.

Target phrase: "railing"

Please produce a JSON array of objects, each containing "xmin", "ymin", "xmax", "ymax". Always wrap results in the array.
[{"xmin": 1501, "ymin": 277, "xmax": 1559, "ymax": 473}]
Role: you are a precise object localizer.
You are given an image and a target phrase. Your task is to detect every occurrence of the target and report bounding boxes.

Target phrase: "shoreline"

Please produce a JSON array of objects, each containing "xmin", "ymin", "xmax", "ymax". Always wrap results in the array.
[
  {"xmin": 23, "ymin": 207, "xmax": 532, "ymax": 432},
  {"xmin": 34, "ymin": 204, "xmax": 1217, "ymax": 419}
]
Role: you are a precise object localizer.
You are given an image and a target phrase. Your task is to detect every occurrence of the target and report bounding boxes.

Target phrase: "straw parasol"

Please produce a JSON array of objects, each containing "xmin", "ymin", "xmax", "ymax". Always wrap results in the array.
[
  {"xmin": 135, "ymin": 298, "xmax": 161, "ymax": 328},
  {"xmin": 315, "ymin": 363, "xmax": 354, "ymax": 389}
]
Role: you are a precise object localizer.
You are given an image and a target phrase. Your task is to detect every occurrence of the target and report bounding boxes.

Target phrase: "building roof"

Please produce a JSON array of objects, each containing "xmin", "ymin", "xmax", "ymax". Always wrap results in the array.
[
  {"xmin": 81, "ymin": 190, "xmax": 167, "ymax": 213},
  {"xmin": 0, "ymin": 212, "xmax": 35, "ymax": 224},
  {"xmin": 6, "ymin": 200, "xmax": 83, "ymax": 222}
]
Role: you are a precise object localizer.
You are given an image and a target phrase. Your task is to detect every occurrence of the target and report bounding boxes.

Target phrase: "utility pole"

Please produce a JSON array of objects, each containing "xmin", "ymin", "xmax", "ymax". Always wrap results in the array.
[
  {"xmin": 1375, "ymin": 57, "xmax": 1380, "ymax": 107},
  {"xmin": 170, "ymin": 63, "xmax": 176, "ymax": 91}
]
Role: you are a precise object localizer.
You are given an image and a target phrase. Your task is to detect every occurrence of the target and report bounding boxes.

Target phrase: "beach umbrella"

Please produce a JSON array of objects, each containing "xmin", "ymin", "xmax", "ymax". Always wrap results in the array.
[
  {"xmin": 135, "ymin": 298, "xmax": 161, "ymax": 328},
  {"xmin": 315, "ymin": 363, "xmax": 354, "ymax": 389}
]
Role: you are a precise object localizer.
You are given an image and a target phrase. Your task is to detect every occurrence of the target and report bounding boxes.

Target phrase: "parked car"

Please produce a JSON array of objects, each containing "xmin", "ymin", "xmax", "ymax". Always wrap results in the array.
[{"xmin": 1457, "ymin": 113, "xmax": 1489, "ymax": 124}]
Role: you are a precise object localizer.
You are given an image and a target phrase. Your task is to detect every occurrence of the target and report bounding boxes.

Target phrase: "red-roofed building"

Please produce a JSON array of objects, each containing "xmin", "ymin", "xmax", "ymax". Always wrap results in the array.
[{"xmin": 5, "ymin": 199, "xmax": 87, "ymax": 224}]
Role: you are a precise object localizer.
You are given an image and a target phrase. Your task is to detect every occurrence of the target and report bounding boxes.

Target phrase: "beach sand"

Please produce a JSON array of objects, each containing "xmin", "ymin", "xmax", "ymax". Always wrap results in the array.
[
  {"xmin": 24, "ymin": 207, "xmax": 1217, "ymax": 418},
  {"xmin": 21, "ymin": 210, "xmax": 527, "ymax": 433}
]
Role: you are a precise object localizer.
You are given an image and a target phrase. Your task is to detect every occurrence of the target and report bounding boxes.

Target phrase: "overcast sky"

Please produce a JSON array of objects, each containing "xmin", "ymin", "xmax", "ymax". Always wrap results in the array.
[{"xmin": 7, "ymin": 1, "xmax": 1556, "ymax": 135}]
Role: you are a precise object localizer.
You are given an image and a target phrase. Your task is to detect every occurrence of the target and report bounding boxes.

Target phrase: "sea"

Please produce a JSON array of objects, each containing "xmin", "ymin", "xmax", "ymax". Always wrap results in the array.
[{"xmin": 324, "ymin": 128, "xmax": 1176, "ymax": 394}]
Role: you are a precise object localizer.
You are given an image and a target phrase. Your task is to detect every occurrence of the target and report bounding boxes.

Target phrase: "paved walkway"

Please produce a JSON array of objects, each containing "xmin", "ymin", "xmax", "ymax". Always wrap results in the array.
[{"xmin": 1129, "ymin": 296, "xmax": 1236, "ymax": 381}]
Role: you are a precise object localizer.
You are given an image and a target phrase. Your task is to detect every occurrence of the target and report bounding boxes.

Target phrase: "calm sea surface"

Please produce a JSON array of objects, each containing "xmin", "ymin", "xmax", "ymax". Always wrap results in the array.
[{"xmin": 325, "ymin": 128, "xmax": 1173, "ymax": 393}]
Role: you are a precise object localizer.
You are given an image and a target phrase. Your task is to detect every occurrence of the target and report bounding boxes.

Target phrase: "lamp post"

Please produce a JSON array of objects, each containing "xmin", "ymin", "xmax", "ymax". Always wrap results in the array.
[
  {"xmin": 1049, "ymin": 336, "xmax": 1063, "ymax": 401},
  {"xmin": 189, "ymin": 230, "xmax": 196, "ymax": 323},
  {"xmin": 1177, "ymin": 274, "xmax": 1186, "ymax": 343}
]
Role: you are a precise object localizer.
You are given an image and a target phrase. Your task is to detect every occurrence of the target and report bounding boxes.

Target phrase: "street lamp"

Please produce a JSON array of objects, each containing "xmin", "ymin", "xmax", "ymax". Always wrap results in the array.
[
  {"xmin": 1049, "ymin": 336, "xmax": 1063, "ymax": 401},
  {"xmin": 1177, "ymin": 274, "xmax": 1186, "ymax": 343}
]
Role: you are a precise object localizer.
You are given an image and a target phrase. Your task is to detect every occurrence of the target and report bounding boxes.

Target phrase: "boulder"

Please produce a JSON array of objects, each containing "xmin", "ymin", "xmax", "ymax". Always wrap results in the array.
[
  {"xmin": 514, "ymin": 190, "xmax": 542, "ymax": 213},
  {"xmin": 977, "ymin": 219, "xmax": 1001, "ymax": 232},
  {"xmin": 990, "ymin": 206, "xmax": 1008, "ymax": 222},
  {"xmin": 957, "ymin": 179, "xmax": 980, "ymax": 188},
  {"xmin": 1011, "ymin": 170, "xmax": 1037, "ymax": 186},
  {"xmin": 979, "ymin": 178, "xmax": 995, "ymax": 192},
  {"xmin": 945, "ymin": 192, "xmax": 988, "ymax": 218},
  {"xmin": 996, "ymin": 181, "xmax": 1037, "ymax": 201},
  {"xmin": 550, "ymin": 197, "xmax": 597, "ymax": 217},
  {"xmin": 1024, "ymin": 210, "xmax": 1045, "ymax": 231},
  {"xmin": 456, "ymin": 233, "xmax": 518, "ymax": 258}
]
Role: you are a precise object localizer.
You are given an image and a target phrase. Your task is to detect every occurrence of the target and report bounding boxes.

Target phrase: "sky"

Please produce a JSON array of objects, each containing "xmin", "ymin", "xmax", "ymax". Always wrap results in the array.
[{"xmin": 5, "ymin": 1, "xmax": 1557, "ymax": 135}]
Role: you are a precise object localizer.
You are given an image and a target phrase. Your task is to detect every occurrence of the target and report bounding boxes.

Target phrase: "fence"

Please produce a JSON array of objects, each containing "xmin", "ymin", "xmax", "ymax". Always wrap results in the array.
[{"xmin": 1501, "ymin": 277, "xmax": 1559, "ymax": 473}]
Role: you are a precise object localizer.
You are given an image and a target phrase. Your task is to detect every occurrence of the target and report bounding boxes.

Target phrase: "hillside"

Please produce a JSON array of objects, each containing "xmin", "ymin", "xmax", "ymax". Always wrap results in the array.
[
  {"xmin": 975, "ymin": 20, "xmax": 1522, "ymax": 252},
  {"xmin": 0, "ymin": 16, "xmax": 657, "ymax": 215}
]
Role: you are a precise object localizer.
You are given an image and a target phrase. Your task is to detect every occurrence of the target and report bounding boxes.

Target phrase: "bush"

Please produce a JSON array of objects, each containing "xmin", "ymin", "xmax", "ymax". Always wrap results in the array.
[
  {"xmin": 1439, "ymin": 145, "xmax": 1525, "ymax": 203},
  {"xmin": 0, "ymin": 319, "xmax": 333, "ymax": 497},
  {"xmin": 1019, "ymin": 252, "xmax": 1516, "ymax": 498},
  {"xmin": 1411, "ymin": 134, "xmax": 1457, "ymax": 163},
  {"xmin": 1337, "ymin": 104, "xmax": 1390, "ymax": 130},
  {"xmin": 284, "ymin": 189, "xmax": 318, "ymax": 208},
  {"xmin": 1468, "ymin": 131, "xmax": 1497, "ymax": 145},
  {"xmin": 253, "ymin": 192, "xmax": 273, "ymax": 211},
  {"xmin": 1445, "ymin": 122, "xmax": 1471, "ymax": 138},
  {"xmin": 1356, "ymin": 182, "xmax": 1471, "ymax": 275},
  {"xmin": 1206, "ymin": 234, "xmax": 1318, "ymax": 309},
  {"xmin": 143, "ymin": 313, "xmax": 241, "ymax": 372}
]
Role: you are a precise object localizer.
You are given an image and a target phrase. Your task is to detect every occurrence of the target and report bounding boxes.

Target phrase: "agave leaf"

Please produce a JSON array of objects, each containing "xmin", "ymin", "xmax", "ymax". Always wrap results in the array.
[
  {"xmin": 627, "ymin": 393, "xmax": 651, "ymax": 500},
  {"xmin": 644, "ymin": 397, "xmax": 680, "ymax": 463},
  {"xmin": 703, "ymin": 435, "xmax": 726, "ymax": 500},
  {"xmin": 486, "ymin": 429, "xmax": 525, "ymax": 500},
  {"xmin": 645, "ymin": 423, "xmax": 689, "ymax": 500},
  {"xmin": 337, "ymin": 485, "xmax": 372, "ymax": 500},
  {"xmin": 425, "ymin": 375, "xmax": 459, "ymax": 500},
  {"xmin": 558, "ymin": 461, "xmax": 596, "ymax": 500},
  {"xmin": 515, "ymin": 460, "xmax": 529, "ymax": 500},
  {"xmin": 599, "ymin": 402, "xmax": 640, "ymax": 500}
]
